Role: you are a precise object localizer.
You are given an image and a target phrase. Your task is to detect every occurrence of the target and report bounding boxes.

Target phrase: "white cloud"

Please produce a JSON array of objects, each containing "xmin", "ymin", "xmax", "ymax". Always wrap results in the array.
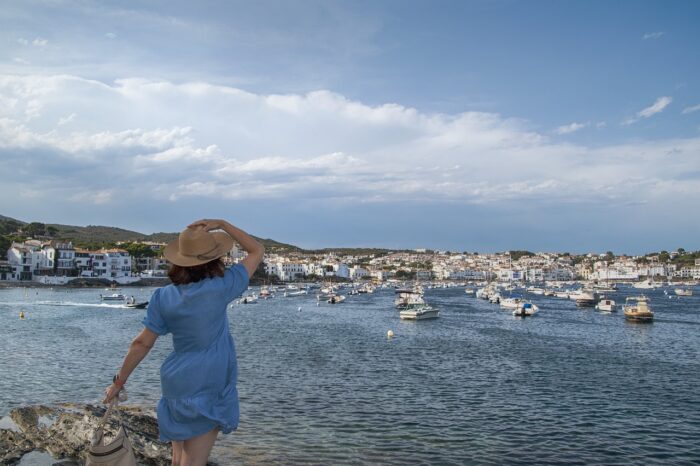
[
  {"xmin": 682, "ymin": 104, "xmax": 700, "ymax": 115},
  {"xmin": 623, "ymin": 96, "xmax": 672, "ymax": 125},
  {"xmin": 13, "ymin": 57, "xmax": 30, "ymax": 65},
  {"xmin": 17, "ymin": 38, "xmax": 29, "ymax": 46},
  {"xmin": 555, "ymin": 122, "xmax": 587, "ymax": 135},
  {"xmin": 643, "ymin": 32, "xmax": 664, "ymax": 40},
  {"xmin": 105, "ymin": 33, "xmax": 117, "ymax": 39},
  {"xmin": 57, "ymin": 113, "xmax": 76, "ymax": 126},
  {"xmin": 0, "ymin": 74, "xmax": 698, "ymax": 211},
  {"xmin": 32, "ymin": 38, "xmax": 48, "ymax": 46}
]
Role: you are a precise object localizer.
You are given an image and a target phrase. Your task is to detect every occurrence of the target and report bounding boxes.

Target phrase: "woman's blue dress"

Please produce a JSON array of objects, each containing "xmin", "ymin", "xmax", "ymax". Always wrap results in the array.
[{"xmin": 142, "ymin": 263, "xmax": 249, "ymax": 441}]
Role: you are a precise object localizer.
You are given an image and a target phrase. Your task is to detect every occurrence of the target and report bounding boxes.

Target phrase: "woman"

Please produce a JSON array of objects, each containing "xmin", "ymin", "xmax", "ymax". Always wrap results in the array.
[{"xmin": 104, "ymin": 219, "xmax": 264, "ymax": 466}]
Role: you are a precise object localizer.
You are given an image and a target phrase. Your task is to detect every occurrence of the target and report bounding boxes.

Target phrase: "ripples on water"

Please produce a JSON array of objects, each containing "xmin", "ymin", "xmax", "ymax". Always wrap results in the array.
[{"xmin": 1, "ymin": 285, "xmax": 699, "ymax": 464}]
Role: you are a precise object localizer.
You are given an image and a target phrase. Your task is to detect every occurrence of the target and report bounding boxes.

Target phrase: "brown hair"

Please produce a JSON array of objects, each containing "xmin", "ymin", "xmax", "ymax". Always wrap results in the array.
[{"xmin": 168, "ymin": 258, "xmax": 226, "ymax": 285}]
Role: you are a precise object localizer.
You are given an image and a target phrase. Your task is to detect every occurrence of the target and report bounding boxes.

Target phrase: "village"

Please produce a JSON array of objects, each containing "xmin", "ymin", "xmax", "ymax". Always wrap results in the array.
[{"xmin": 1, "ymin": 238, "xmax": 699, "ymax": 285}]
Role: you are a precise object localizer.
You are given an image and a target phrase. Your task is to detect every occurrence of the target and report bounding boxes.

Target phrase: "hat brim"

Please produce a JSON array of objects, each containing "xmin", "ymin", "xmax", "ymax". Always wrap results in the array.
[{"xmin": 163, "ymin": 231, "xmax": 234, "ymax": 267}]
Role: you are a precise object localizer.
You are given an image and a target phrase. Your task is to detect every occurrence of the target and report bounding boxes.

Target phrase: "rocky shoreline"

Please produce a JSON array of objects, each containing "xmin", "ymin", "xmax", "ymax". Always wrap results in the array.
[{"xmin": 0, "ymin": 404, "xmax": 222, "ymax": 465}]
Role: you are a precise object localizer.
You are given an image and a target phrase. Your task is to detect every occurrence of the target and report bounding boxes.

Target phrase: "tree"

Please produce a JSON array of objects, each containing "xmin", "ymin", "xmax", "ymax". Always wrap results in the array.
[
  {"xmin": 46, "ymin": 226, "xmax": 59, "ymax": 237},
  {"xmin": 24, "ymin": 222, "xmax": 46, "ymax": 237},
  {"xmin": 677, "ymin": 248, "xmax": 686, "ymax": 255}
]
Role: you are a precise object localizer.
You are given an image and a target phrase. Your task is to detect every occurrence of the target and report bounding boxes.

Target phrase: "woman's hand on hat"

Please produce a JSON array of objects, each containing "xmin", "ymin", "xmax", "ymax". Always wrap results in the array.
[{"xmin": 188, "ymin": 219, "xmax": 226, "ymax": 231}]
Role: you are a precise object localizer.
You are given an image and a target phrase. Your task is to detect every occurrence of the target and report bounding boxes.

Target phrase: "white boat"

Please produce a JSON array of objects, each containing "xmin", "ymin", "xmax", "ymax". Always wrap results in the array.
[
  {"xmin": 554, "ymin": 291, "xmax": 571, "ymax": 299},
  {"xmin": 240, "ymin": 294, "xmax": 258, "ymax": 304},
  {"xmin": 595, "ymin": 299, "xmax": 616, "ymax": 312},
  {"xmin": 101, "ymin": 293, "xmax": 125, "ymax": 301},
  {"xmin": 488, "ymin": 292, "xmax": 501, "ymax": 304},
  {"xmin": 675, "ymin": 288, "xmax": 693, "ymax": 296},
  {"xmin": 633, "ymin": 279, "xmax": 657, "ymax": 289},
  {"xmin": 499, "ymin": 297, "xmax": 523, "ymax": 310},
  {"xmin": 394, "ymin": 287, "xmax": 425, "ymax": 309},
  {"xmin": 400, "ymin": 304, "xmax": 439, "ymax": 320},
  {"xmin": 464, "ymin": 288, "xmax": 476, "ymax": 295},
  {"xmin": 327, "ymin": 294, "xmax": 346, "ymax": 304},
  {"xmin": 572, "ymin": 289, "xmax": 599, "ymax": 307},
  {"xmin": 259, "ymin": 286, "xmax": 272, "ymax": 299},
  {"xmin": 512, "ymin": 302, "xmax": 538, "ymax": 317},
  {"xmin": 526, "ymin": 286, "xmax": 545, "ymax": 295}
]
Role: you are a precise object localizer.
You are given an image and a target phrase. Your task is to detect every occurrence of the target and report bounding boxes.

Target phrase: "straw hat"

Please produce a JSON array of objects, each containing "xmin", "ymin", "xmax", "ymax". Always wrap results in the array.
[{"xmin": 163, "ymin": 227, "xmax": 234, "ymax": 267}]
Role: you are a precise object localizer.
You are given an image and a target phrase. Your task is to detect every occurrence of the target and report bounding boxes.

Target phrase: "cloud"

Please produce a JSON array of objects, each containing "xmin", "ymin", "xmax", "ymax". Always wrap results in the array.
[
  {"xmin": 105, "ymin": 33, "xmax": 117, "ymax": 39},
  {"xmin": 643, "ymin": 32, "xmax": 664, "ymax": 40},
  {"xmin": 13, "ymin": 57, "xmax": 30, "ymax": 65},
  {"xmin": 17, "ymin": 38, "xmax": 29, "ymax": 46},
  {"xmin": 57, "ymin": 113, "xmax": 76, "ymax": 126},
  {"xmin": 0, "ymin": 74, "xmax": 699, "ymax": 215},
  {"xmin": 623, "ymin": 96, "xmax": 672, "ymax": 125},
  {"xmin": 554, "ymin": 122, "xmax": 587, "ymax": 135},
  {"xmin": 32, "ymin": 38, "xmax": 48, "ymax": 46},
  {"xmin": 682, "ymin": 104, "xmax": 700, "ymax": 115}
]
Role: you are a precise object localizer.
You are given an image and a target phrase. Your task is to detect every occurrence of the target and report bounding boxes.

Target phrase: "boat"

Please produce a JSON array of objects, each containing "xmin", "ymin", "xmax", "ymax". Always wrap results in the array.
[
  {"xmin": 395, "ymin": 287, "xmax": 425, "ymax": 309},
  {"xmin": 327, "ymin": 294, "xmax": 346, "ymax": 304},
  {"xmin": 595, "ymin": 299, "xmax": 616, "ymax": 312},
  {"xmin": 464, "ymin": 288, "xmax": 476, "ymax": 296},
  {"xmin": 125, "ymin": 301, "xmax": 149, "ymax": 309},
  {"xmin": 101, "ymin": 293, "xmax": 125, "ymax": 301},
  {"xmin": 554, "ymin": 291, "xmax": 571, "ymax": 299},
  {"xmin": 240, "ymin": 294, "xmax": 258, "ymax": 304},
  {"xmin": 571, "ymin": 289, "xmax": 598, "ymax": 307},
  {"xmin": 399, "ymin": 304, "xmax": 439, "ymax": 320},
  {"xmin": 488, "ymin": 292, "xmax": 501, "ymax": 304},
  {"xmin": 259, "ymin": 286, "xmax": 272, "ymax": 299},
  {"xmin": 623, "ymin": 296, "xmax": 654, "ymax": 322},
  {"xmin": 512, "ymin": 302, "xmax": 538, "ymax": 317},
  {"xmin": 633, "ymin": 279, "xmax": 657, "ymax": 289},
  {"xmin": 526, "ymin": 286, "xmax": 545, "ymax": 295},
  {"xmin": 499, "ymin": 297, "xmax": 523, "ymax": 310},
  {"xmin": 675, "ymin": 288, "xmax": 693, "ymax": 296}
]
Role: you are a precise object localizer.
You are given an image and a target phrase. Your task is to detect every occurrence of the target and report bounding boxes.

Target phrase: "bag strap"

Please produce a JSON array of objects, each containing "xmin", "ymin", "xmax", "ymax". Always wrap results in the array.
[{"xmin": 100, "ymin": 388, "xmax": 128, "ymax": 426}]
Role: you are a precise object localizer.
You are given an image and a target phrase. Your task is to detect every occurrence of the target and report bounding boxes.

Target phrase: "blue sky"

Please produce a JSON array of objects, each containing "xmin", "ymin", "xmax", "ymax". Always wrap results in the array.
[{"xmin": 1, "ymin": 0, "xmax": 699, "ymax": 253}]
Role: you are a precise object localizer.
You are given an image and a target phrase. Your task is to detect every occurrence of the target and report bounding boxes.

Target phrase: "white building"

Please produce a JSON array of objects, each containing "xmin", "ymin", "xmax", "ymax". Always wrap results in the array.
[{"xmin": 349, "ymin": 266, "xmax": 369, "ymax": 280}]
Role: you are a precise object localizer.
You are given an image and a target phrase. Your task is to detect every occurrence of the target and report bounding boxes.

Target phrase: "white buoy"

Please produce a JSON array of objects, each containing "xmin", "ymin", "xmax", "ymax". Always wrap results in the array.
[
  {"xmin": 387, "ymin": 330, "xmax": 394, "ymax": 338},
  {"xmin": 298, "ymin": 306, "xmax": 302, "ymax": 311}
]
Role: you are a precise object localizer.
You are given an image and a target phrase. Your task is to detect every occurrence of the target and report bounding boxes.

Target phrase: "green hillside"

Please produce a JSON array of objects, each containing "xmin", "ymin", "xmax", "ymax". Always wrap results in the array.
[{"xmin": 0, "ymin": 215, "xmax": 299, "ymax": 254}]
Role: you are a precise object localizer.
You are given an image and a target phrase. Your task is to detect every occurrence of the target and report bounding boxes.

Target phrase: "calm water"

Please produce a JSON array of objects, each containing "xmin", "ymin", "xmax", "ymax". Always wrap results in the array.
[{"xmin": 1, "ymin": 284, "xmax": 699, "ymax": 464}]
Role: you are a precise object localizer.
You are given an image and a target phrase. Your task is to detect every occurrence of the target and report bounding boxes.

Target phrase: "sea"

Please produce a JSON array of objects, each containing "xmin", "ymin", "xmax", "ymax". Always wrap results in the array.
[{"xmin": 1, "ymin": 284, "xmax": 699, "ymax": 465}]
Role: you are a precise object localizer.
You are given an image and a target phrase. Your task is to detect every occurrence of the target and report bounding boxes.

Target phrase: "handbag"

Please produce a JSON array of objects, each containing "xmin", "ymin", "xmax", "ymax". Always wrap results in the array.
[{"xmin": 86, "ymin": 389, "xmax": 138, "ymax": 466}]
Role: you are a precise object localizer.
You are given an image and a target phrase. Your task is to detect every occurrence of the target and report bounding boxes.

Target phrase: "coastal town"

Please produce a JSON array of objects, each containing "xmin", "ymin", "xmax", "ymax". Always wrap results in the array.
[{"xmin": 2, "ymin": 236, "xmax": 699, "ymax": 286}]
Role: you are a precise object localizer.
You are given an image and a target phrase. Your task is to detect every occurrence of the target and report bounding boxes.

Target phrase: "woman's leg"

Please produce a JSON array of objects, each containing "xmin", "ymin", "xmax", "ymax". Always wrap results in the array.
[
  {"xmin": 171, "ymin": 440, "xmax": 183, "ymax": 466},
  {"xmin": 180, "ymin": 427, "xmax": 219, "ymax": 466}
]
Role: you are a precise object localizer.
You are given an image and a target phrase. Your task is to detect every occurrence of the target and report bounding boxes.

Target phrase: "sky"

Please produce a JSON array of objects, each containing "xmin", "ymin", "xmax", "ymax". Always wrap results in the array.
[{"xmin": 0, "ymin": 0, "xmax": 699, "ymax": 253}]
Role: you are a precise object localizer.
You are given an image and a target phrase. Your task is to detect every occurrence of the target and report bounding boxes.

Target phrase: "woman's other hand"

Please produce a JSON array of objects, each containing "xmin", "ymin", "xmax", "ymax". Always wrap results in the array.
[{"xmin": 188, "ymin": 219, "xmax": 227, "ymax": 231}]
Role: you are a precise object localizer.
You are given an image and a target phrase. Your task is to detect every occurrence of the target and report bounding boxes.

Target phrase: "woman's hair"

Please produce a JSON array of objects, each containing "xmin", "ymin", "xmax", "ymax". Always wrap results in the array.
[{"xmin": 168, "ymin": 258, "xmax": 226, "ymax": 285}]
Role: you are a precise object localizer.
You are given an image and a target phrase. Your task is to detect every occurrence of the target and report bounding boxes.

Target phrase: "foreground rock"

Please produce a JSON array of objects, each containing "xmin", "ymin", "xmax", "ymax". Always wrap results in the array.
[{"xmin": 0, "ymin": 404, "xmax": 173, "ymax": 465}]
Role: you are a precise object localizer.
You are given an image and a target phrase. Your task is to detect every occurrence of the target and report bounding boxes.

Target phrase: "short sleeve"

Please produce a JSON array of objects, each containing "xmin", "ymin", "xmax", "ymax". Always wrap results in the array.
[
  {"xmin": 142, "ymin": 288, "xmax": 169, "ymax": 335},
  {"xmin": 222, "ymin": 263, "xmax": 250, "ymax": 302}
]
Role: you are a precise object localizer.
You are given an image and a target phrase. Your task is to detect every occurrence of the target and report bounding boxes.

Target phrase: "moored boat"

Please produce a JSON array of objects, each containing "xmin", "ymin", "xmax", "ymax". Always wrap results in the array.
[
  {"xmin": 399, "ymin": 304, "xmax": 439, "ymax": 320},
  {"xmin": 512, "ymin": 302, "xmax": 538, "ymax": 317},
  {"xmin": 327, "ymin": 294, "xmax": 346, "ymax": 304},
  {"xmin": 101, "ymin": 293, "xmax": 125, "ymax": 301},
  {"xmin": 623, "ymin": 296, "xmax": 654, "ymax": 322},
  {"xmin": 675, "ymin": 288, "xmax": 693, "ymax": 296},
  {"xmin": 595, "ymin": 299, "xmax": 616, "ymax": 312}
]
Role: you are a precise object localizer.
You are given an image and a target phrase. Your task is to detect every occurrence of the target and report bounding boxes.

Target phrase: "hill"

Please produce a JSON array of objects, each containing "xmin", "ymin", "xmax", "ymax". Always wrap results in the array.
[{"xmin": 0, "ymin": 214, "xmax": 300, "ymax": 253}]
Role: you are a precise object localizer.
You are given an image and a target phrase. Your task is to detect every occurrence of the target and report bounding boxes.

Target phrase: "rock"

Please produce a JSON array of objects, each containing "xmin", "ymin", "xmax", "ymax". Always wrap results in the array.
[{"xmin": 0, "ymin": 404, "xmax": 174, "ymax": 465}]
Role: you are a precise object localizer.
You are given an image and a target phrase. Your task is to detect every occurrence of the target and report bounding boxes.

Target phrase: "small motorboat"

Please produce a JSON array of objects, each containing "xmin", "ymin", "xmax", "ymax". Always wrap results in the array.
[
  {"xmin": 675, "ymin": 288, "xmax": 693, "ymax": 296},
  {"xmin": 125, "ymin": 301, "xmax": 149, "ymax": 309},
  {"xmin": 595, "ymin": 299, "xmax": 616, "ymax": 312},
  {"xmin": 512, "ymin": 302, "xmax": 538, "ymax": 317},
  {"xmin": 240, "ymin": 294, "xmax": 258, "ymax": 304},
  {"xmin": 327, "ymin": 294, "xmax": 346, "ymax": 304}
]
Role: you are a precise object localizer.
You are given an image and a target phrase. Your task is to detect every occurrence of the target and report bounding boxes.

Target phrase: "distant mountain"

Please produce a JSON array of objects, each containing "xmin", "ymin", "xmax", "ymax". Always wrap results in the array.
[{"xmin": 0, "ymin": 214, "xmax": 300, "ymax": 252}]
